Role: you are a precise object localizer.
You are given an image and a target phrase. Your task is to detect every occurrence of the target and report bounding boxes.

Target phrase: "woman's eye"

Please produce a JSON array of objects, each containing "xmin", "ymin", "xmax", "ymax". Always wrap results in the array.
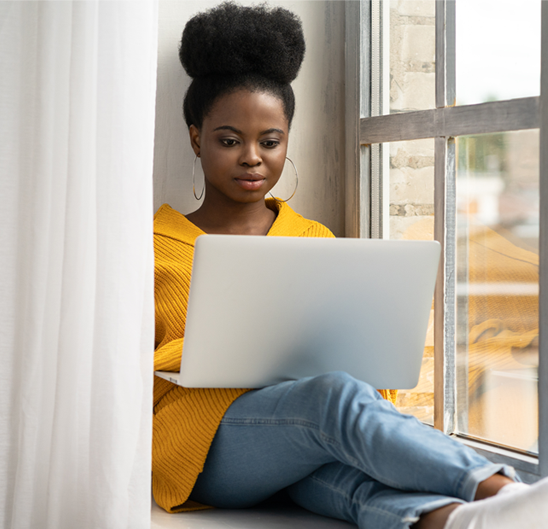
[
  {"xmin": 221, "ymin": 139, "xmax": 238, "ymax": 147},
  {"xmin": 262, "ymin": 140, "xmax": 280, "ymax": 148}
]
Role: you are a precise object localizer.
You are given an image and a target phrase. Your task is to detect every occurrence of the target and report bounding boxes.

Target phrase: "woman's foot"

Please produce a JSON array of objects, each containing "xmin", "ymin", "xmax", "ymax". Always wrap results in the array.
[{"xmin": 444, "ymin": 476, "xmax": 548, "ymax": 529}]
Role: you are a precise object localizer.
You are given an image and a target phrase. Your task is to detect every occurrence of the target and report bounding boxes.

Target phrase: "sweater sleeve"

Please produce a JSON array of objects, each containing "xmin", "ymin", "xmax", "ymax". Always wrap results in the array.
[
  {"xmin": 302, "ymin": 222, "xmax": 336, "ymax": 239},
  {"xmin": 154, "ymin": 337, "xmax": 184, "ymax": 372},
  {"xmin": 377, "ymin": 389, "xmax": 398, "ymax": 405},
  {"xmin": 153, "ymin": 338, "xmax": 185, "ymax": 409}
]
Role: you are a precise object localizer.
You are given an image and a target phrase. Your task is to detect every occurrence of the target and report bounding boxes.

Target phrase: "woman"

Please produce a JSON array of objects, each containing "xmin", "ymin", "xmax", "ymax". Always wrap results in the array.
[{"xmin": 153, "ymin": 3, "xmax": 547, "ymax": 528}]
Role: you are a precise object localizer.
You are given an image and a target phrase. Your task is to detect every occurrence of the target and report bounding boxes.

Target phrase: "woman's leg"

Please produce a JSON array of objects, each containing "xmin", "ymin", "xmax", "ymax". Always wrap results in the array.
[
  {"xmin": 286, "ymin": 462, "xmax": 464, "ymax": 529},
  {"xmin": 288, "ymin": 464, "xmax": 548, "ymax": 529},
  {"xmin": 189, "ymin": 372, "xmax": 512, "ymax": 512}
]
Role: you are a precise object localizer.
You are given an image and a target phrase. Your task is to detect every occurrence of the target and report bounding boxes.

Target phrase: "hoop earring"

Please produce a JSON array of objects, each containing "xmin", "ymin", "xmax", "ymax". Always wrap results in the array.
[
  {"xmin": 192, "ymin": 155, "xmax": 204, "ymax": 201},
  {"xmin": 269, "ymin": 157, "xmax": 298, "ymax": 202}
]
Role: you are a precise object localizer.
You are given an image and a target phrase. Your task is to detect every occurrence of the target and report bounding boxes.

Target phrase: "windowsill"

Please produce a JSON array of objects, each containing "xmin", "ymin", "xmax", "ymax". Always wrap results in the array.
[{"xmin": 151, "ymin": 496, "xmax": 355, "ymax": 528}]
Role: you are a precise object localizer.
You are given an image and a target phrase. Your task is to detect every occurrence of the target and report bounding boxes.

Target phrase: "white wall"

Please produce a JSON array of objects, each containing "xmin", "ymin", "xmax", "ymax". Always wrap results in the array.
[{"xmin": 153, "ymin": 0, "xmax": 346, "ymax": 235}]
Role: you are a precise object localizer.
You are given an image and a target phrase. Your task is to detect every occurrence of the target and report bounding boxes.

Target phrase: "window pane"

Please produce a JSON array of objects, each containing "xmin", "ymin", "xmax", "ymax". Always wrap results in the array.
[
  {"xmin": 456, "ymin": 130, "xmax": 539, "ymax": 453},
  {"xmin": 389, "ymin": 0, "xmax": 436, "ymax": 114},
  {"xmin": 389, "ymin": 138, "xmax": 435, "ymax": 424},
  {"xmin": 456, "ymin": 0, "xmax": 541, "ymax": 106}
]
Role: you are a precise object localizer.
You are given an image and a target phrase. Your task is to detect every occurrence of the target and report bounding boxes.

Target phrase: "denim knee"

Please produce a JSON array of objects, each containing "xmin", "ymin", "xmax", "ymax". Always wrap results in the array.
[{"xmin": 298, "ymin": 371, "xmax": 383, "ymax": 407}]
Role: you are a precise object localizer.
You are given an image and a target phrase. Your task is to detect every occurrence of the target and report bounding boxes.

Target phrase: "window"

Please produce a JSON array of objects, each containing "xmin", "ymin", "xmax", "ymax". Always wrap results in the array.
[{"xmin": 345, "ymin": 0, "xmax": 547, "ymax": 481}]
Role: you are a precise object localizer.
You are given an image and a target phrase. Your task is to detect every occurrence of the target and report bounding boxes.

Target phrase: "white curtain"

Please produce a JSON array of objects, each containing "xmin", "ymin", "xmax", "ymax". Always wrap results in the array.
[{"xmin": 0, "ymin": 2, "xmax": 157, "ymax": 528}]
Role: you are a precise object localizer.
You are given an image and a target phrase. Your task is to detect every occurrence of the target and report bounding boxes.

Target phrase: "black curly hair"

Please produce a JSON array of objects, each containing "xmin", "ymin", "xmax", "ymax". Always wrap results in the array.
[{"xmin": 179, "ymin": 2, "xmax": 305, "ymax": 130}]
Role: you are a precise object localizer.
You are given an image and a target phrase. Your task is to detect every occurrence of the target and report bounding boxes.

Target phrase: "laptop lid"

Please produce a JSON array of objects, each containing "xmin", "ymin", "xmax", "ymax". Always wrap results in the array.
[{"xmin": 156, "ymin": 235, "xmax": 440, "ymax": 390}]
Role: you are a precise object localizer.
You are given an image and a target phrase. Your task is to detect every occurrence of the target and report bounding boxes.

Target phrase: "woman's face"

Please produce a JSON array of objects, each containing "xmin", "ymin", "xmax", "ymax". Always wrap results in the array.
[{"xmin": 189, "ymin": 89, "xmax": 289, "ymax": 205}]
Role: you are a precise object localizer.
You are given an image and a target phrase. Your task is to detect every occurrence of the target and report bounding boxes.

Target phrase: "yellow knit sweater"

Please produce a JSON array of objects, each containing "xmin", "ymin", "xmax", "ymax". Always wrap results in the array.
[{"xmin": 152, "ymin": 199, "xmax": 397, "ymax": 513}]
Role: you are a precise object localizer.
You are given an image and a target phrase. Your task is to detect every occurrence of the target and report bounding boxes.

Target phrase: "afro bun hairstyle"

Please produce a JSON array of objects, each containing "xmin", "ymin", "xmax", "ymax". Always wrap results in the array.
[
  {"xmin": 179, "ymin": 2, "xmax": 305, "ymax": 129},
  {"xmin": 179, "ymin": 2, "xmax": 305, "ymax": 84}
]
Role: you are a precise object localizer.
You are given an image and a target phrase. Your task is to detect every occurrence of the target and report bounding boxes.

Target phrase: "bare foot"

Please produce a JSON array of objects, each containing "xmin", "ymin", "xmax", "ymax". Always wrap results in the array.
[
  {"xmin": 413, "ymin": 474, "xmax": 515, "ymax": 529},
  {"xmin": 413, "ymin": 503, "xmax": 460, "ymax": 529},
  {"xmin": 474, "ymin": 473, "xmax": 514, "ymax": 500}
]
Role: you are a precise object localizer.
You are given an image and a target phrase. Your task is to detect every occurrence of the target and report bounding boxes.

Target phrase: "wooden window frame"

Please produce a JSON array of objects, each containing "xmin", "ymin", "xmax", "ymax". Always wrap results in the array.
[{"xmin": 345, "ymin": 0, "xmax": 547, "ymax": 482}]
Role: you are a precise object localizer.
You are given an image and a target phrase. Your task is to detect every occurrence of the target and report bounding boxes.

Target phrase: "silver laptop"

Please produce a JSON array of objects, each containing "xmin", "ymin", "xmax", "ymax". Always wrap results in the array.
[{"xmin": 155, "ymin": 235, "xmax": 440, "ymax": 390}]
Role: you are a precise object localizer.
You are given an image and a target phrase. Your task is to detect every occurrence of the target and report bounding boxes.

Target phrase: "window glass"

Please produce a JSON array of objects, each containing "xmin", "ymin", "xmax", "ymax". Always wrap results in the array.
[
  {"xmin": 389, "ymin": 138, "xmax": 435, "ymax": 424},
  {"xmin": 456, "ymin": 130, "xmax": 539, "ymax": 453},
  {"xmin": 456, "ymin": 0, "xmax": 541, "ymax": 105},
  {"xmin": 389, "ymin": 0, "xmax": 436, "ymax": 114}
]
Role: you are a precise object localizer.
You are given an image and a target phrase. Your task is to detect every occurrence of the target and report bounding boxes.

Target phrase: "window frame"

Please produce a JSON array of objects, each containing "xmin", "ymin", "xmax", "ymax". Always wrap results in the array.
[{"xmin": 345, "ymin": 0, "xmax": 547, "ymax": 481}]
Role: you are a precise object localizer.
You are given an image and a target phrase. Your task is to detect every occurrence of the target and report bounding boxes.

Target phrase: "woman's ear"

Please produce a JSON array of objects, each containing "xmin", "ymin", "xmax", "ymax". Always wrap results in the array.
[{"xmin": 189, "ymin": 125, "xmax": 201, "ymax": 157}]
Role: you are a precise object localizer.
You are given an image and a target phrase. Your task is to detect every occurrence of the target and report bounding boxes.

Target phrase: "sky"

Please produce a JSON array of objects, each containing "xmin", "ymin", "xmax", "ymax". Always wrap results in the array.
[{"xmin": 455, "ymin": 0, "xmax": 541, "ymax": 105}]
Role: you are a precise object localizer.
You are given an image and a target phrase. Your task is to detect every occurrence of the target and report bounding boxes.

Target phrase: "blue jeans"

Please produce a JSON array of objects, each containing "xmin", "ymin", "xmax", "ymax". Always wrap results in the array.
[{"xmin": 189, "ymin": 372, "xmax": 516, "ymax": 528}]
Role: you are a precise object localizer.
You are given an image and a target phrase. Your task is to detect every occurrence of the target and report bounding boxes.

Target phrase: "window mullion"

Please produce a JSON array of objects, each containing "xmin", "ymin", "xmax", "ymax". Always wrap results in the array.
[
  {"xmin": 344, "ymin": 0, "xmax": 369, "ymax": 238},
  {"xmin": 539, "ymin": 0, "xmax": 548, "ymax": 478},
  {"xmin": 434, "ymin": 137, "xmax": 457, "ymax": 434},
  {"xmin": 359, "ymin": 98, "xmax": 540, "ymax": 144},
  {"xmin": 434, "ymin": 0, "xmax": 457, "ymax": 434},
  {"xmin": 370, "ymin": 0, "xmax": 383, "ymax": 238},
  {"xmin": 435, "ymin": 0, "xmax": 456, "ymax": 109}
]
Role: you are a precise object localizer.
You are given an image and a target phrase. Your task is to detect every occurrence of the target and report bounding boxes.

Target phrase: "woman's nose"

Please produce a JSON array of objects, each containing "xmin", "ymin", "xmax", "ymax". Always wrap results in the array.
[{"xmin": 239, "ymin": 144, "xmax": 262, "ymax": 167}]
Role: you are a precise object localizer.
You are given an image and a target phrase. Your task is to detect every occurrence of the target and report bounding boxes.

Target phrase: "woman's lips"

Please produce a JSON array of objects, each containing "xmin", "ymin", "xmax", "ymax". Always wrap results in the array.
[{"xmin": 235, "ymin": 174, "xmax": 265, "ymax": 191}]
